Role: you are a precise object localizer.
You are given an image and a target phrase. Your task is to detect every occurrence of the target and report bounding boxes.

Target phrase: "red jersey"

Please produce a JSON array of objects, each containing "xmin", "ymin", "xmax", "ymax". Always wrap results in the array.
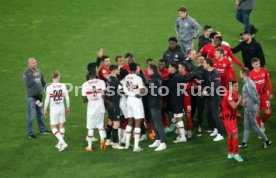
[
  {"xmin": 200, "ymin": 44, "xmax": 243, "ymax": 68},
  {"xmin": 222, "ymin": 91, "xmax": 239, "ymax": 121},
  {"xmin": 159, "ymin": 69, "xmax": 169, "ymax": 80},
  {"xmin": 199, "ymin": 43, "xmax": 215, "ymax": 58},
  {"xmin": 123, "ymin": 64, "xmax": 143, "ymax": 73},
  {"xmin": 214, "ymin": 58, "xmax": 233, "ymax": 79},
  {"xmin": 249, "ymin": 67, "xmax": 273, "ymax": 96},
  {"xmin": 98, "ymin": 65, "xmax": 110, "ymax": 82},
  {"xmin": 144, "ymin": 69, "xmax": 150, "ymax": 80},
  {"xmin": 123, "ymin": 64, "xmax": 130, "ymax": 73}
]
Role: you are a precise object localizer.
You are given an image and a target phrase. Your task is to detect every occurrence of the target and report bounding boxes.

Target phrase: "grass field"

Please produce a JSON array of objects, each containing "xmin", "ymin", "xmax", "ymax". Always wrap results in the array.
[{"xmin": 1, "ymin": 0, "xmax": 276, "ymax": 177}]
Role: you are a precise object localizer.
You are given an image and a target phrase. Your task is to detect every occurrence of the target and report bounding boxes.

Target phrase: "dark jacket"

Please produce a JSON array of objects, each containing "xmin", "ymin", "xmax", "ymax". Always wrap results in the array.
[
  {"xmin": 163, "ymin": 45, "xmax": 185, "ymax": 67},
  {"xmin": 198, "ymin": 35, "xmax": 211, "ymax": 52},
  {"xmin": 184, "ymin": 58, "xmax": 196, "ymax": 72},
  {"xmin": 23, "ymin": 68, "xmax": 46, "ymax": 98},
  {"xmin": 231, "ymin": 39, "xmax": 265, "ymax": 70},
  {"xmin": 202, "ymin": 69, "xmax": 221, "ymax": 101},
  {"xmin": 148, "ymin": 73, "xmax": 162, "ymax": 109}
]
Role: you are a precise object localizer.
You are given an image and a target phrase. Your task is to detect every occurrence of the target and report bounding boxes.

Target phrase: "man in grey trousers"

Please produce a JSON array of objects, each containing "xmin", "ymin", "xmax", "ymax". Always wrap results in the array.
[
  {"xmin": 176, "ymin": 6, "xmax": 201, "ymax": 57},
  {"xmin": 239, "ymin": 68, "xmax": 272, "ymax": 149},
  {"xmin": 23, "ymin": 58, "xmax": 50, "ymax": 139}
]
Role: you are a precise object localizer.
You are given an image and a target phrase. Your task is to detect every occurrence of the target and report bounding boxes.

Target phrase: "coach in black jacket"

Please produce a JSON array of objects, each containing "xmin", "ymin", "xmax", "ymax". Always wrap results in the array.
[
  {"xmin": 163, "ymin": 37, "xmax": 185, "ymax": 67},
  {"xmin": 232, "ymin": 31, "xmax": 265, "ymax": 70},
  {"xmin": 147, "ymin": 64, "xmax": 166, "ymax": 151}
]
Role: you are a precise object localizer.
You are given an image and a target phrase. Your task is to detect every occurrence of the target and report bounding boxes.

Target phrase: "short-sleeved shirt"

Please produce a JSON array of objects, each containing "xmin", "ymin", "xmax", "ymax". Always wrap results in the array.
[
  {"xmin": 221, "ymin": 91, "xmax": 239, "ymax": 120},
  {"xmin": 82, "ymin": 79, "xmax": 106, "ymax": 113},
  {"xmin": 46, "ymin": 83, "xmax": 68, "ymax": 110},
  {"xmin": 124, "ymin": 73, "xmax": 144, "ymax": 96},
  {"xmin": 98, "ymin": 65, "xmax": 110, "ymax": 82}
]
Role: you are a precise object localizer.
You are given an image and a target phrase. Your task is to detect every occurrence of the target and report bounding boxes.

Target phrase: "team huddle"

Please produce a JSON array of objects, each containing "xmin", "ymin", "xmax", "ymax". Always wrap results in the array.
[{"xmin": 24, "ymin": 6, "xmax": 273, "ymax": 163}]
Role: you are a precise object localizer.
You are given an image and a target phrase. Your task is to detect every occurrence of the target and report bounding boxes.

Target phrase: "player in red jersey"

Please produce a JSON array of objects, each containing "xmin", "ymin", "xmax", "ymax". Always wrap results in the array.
[
  {"xmin": 178, "ymin": 62, "xmax": 193, "ymax": 138},
  {"xmin": 250, "ymin": 58, "xmax": 273, "ymax": 131},
  {"xmin": 221, "ymin": 80, "xmax": 243, "ymax": 162},
  {"xmin": 98, "ymin": 55, "xmax": 110, "ymax": 82},
  {"xmin": 198, "ymin": 32, "xmax": 218, "ymax": 58},
  {"xmin": 214, "ymin": 36, "xmax": 243, "ymax": 68},
  {"xmin": 214, "ymin": 47, "xmax": 237, "ymax": 89},
  {"xmin": 144, "ymin": 58, "xmax": 154, "ymax": 80}
]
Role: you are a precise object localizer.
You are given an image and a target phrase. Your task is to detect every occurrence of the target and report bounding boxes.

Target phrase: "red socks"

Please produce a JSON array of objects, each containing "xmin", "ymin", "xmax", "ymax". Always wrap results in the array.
[
  {"xmin": 186, "ymin": 117, "xmax": 193, "ymax": 131},
  {"xmin": 262, "ymin": 113, "xmax": 271, "ymax": 123},
  {"xmin": 227, "ymin": 138, "xmax": 233, "ymax": 154},
  {"xmin": 232, "ymin": 138, "xmax": 239, "ymax": 155}
]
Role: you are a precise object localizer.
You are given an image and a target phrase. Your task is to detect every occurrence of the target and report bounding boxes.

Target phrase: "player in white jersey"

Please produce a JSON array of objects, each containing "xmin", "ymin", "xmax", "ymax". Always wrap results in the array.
[
  {"xmin": 123, "ymin": 62, "xmax": 145, "ymax": 152},
  {"xmin": 82, "ymin": 68, "xmax": 106, "ymax": 151},
  {"xmin": 118, "ymin": 69, "xmax": 129, "ymax": 144},
  {"xmin": 44, "ymin": 71, "xmax": 70, "ymax": 152}
]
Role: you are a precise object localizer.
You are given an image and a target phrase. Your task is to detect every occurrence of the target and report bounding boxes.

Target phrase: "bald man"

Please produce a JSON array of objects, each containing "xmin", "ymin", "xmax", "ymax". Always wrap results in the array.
[{"xmin": 23, "ymin": 58, "xmax": 50, "ymax": 139}]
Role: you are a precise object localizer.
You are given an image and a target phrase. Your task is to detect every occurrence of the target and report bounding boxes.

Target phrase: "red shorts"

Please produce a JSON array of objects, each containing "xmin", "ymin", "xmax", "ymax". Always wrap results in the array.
[
  {"xmin": 223, "ymin": 119, "xmax": 238, "ymax": 135},
  {"xmin": 183, "ymin": 95, "xmax": 191, "ymax": 115},
  {"xmin": 259, "ymin": 95, "xmax": 271, "ymax": 110}
]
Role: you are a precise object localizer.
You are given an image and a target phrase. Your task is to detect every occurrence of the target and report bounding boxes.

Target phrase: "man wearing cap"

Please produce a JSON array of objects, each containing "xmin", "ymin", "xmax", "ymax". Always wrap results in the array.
[
  {"xmin": 231, "ymin": 31, "xmax": 265, "ymax": 70},
  {"xmin": 163, "ymin": 37, "xmax": 185, "ymax": 67},
  {"xmin": 176, "ymin": 6, "xmax": 201, "ymax": 56},
  {"xmin": 235, "ymin": 0, "xmax": 258, "ymax": 34}
]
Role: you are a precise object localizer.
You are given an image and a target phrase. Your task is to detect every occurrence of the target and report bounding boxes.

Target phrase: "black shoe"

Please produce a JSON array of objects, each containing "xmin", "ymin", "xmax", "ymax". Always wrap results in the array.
[
  {"xmin": 28, "ymin": 134, "xmax": 37, "ymax": 139},
  {"xmin": 205, "ymin": 129, "xmax": 213, "ymax": 133},
  {"xmin": 40, "ymin": 130, "xmax": 51, "ymax": 135},
  {"xmin": 196, "ymin": 131, "xmax": 202, "ymax": 137},
  {"xmin": 239, "ymin": 142, "xmax": 247, "ymax": 148},
  {"xmin": 264, "ymin": 141, "xmax": 272, "ymax": 149}
]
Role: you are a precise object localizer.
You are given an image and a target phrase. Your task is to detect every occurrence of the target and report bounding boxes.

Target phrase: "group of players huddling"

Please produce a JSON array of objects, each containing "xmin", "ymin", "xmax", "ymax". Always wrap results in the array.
[{"xmin": 42, "ymin": 6, "xmax": 273, "ymax": 163}]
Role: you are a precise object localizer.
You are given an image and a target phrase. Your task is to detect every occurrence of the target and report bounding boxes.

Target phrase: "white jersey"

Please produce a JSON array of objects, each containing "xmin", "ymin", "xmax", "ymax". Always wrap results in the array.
[
  {"xmin": 44, "ymin": 83, "xmax": 69, "ymax": 111},
  {"xmin": 82, "ymin": 79, "xmax": 106, "ymax": 113},
  {"xmin": 123, "ymin": 73, "xmax": 144, "ymax": 97}
]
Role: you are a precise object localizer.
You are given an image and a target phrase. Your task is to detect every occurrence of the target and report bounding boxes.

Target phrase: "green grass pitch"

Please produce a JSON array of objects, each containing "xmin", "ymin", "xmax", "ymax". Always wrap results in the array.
[{"xmin": 0, "ymin": 0, "xmax": 276, "ymax": 177}]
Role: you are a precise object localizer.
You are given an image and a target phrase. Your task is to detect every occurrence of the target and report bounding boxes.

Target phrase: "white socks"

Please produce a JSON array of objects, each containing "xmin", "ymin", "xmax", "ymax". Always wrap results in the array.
[
  {"xmin": 52, "ymin": 128, "xmax": 64, "ymax": 143},
  {"xmin": 177, "ymin": 121, "xmax": 185, "ymax": 138},
  {"xmin": 87, "ymin": 129, "xmax": 94, "ymax": 147},
  {"xmin": 125, "ymin": 125, "xmax": 132, "ymax": 148},
  {"xmin": 134, "ymin": 127, "xmax": 141, "ymax": 149}
]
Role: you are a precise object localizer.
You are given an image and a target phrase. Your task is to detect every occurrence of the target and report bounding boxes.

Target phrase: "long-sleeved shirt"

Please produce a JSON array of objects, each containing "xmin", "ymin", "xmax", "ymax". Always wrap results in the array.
[
  {"xmin": 176, "ymin": 16, "xmax": 201, "ymax": 42},
  {"xmin": 198, "ymin": 35, "xmax": 211, "ymax": 52},
  {"xmin": 242, "ymin": 77, "xmax": 260, "ymax": 111},
  {"xmin": 23, "ymin": 68, "xmax": 46, "ymax": 98},
  {"xmin": 232, "ymin": 39, "xmax": 265, "ymax": 70},
  {"xmin": 202, "ymin": 69, "xmax": 221, "ymax": 101},
  {"xmin": 163, "ymin": 45, "xmax": 185, "ymax": 67},
  {"xmin": 147, "ymin": 73, "xmax": 162, "ymax": 109}
]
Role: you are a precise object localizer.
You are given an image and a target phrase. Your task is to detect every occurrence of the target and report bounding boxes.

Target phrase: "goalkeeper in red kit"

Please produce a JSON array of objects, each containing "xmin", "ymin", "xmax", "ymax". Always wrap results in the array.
[{"xmin": 221, "ymin": 80, "xmax": 244, "ymax": 162}]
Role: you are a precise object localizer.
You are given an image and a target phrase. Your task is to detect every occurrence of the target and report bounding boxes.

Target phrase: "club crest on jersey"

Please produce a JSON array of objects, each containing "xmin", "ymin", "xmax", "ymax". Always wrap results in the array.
[
  {"xmin": 102, "ymin": 70, "xmax": 106, "ymax": 74},
  {"xmin": 262, "ymin": 73, "xmax": 265, "ymax": 77},
  {"xmin": 223, "ymin": 63, "xmax": 226, "ymax": 67}
]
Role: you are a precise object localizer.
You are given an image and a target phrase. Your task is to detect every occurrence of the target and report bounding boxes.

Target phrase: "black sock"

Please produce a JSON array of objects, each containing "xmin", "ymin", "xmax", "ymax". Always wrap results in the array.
[
  {"xmin": 112, "ymin": 128, "xmax": 118, "ymax": 143},
  {"xmin": 106, "ymin": 125, "xmax": 112, "ymax": 139}
]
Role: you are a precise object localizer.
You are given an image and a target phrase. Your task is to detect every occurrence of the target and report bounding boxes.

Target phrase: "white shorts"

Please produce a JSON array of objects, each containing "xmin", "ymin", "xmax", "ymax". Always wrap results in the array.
[
  {"xmin": 120, "ymin": 96, "xmax": 128, "ymax": 118},
  {"xmin": 50, "ymin": 109, "xmax": 66, "ymax": 125},
  {"xmin": 127, "ymin": 97, "xmax": 144, "ymax": 119},
  {"xmin": 86, "ymin": 111, "xmax": 104, "ymax": 130},
  {"xmin": 174, "ymin": 113, "xmax": 184, "ymax": 118}
]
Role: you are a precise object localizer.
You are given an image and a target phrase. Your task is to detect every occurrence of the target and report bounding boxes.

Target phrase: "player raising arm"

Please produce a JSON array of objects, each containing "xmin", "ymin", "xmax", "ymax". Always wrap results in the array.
[{"xmin": 44, "ymin": 71, "xmax": 70, "ymax": 152}]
